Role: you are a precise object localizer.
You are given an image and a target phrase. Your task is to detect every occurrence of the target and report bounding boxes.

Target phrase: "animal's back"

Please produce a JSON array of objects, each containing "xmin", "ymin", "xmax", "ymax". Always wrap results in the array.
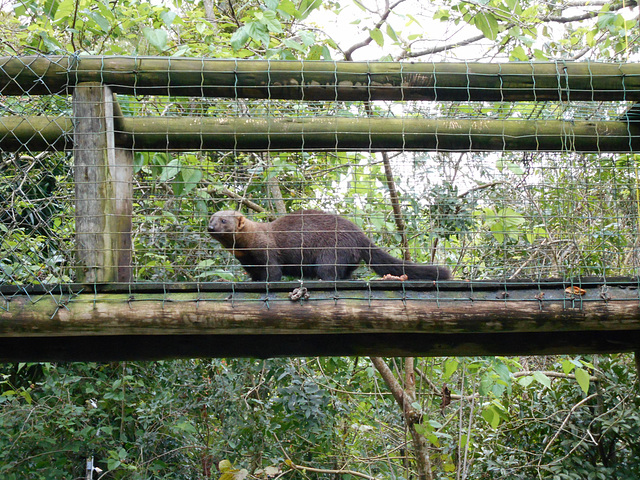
[
  {"xmin": 269, "ymin": 210, "xmax": 370, "ymax": 249},
  {"xmin": 268, "ymin": 210, "xmax": 368, "ymax": 279}
]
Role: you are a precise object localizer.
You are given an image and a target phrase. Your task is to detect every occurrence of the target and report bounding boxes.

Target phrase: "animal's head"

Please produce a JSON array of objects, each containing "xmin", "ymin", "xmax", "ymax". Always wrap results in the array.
[{"xmin": 207, "ymin": 210, "xmax": 246, "ymax": 240}]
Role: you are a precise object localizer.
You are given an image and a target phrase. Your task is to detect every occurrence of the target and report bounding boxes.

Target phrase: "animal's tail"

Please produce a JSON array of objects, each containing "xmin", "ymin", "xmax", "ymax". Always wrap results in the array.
[{"xmin": 365, "ymin": 246, "xmax": 451, "ymax": 280}]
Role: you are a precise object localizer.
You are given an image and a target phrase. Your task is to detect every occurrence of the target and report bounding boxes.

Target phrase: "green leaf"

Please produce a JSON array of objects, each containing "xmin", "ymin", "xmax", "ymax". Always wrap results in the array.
[
  {"xmin": 406, "ymin": 14, "xmax": 422, "ymax": 27},
  {"xmin": 562, "ymin": 359, "xmax": 576, "ymax": 374},
  {"xmin": 481, "ymin": 405, "xmax": 501, "ymax": 428},
  {"xmin": 518, "ymin": 375, "xmax": 534, "ymax": 387},
  {"xmin": 369, "ymin": 28, "xmax": 384, "ymax": 47},
  {"xmin": 443, "ymin": 358, "xmax": 459, "ymax": 379},
  {"xmin": 428, "ymin": 419, "xmax": 443, "ymax": 429},
  {"xmin": 414, "ymin": 423, "xmax": 427, "ymax": 435},
  {"xmin": 386, "ymin": 24, "xmax": 399, "ymax": 42},
  {"xmin": 505, "ymin": 0, "xmax": 519, "ymax": 11},
  {"xmin": 160, "ymin": 11, "xmax": 177, "ymax": 27},
  {"xmin": 297, "ymin": 0, "xmax": 321, "ymax": 20},
  {"xmin": 479, "ymin": 374, "xmax": 493, "ymax": 395},
  {"xmin": 175, "ymin": 421, "xmax": 196, "ymax": 433},
  {"xmin": 494, "ymin": 361, "xmax": 511, "ymax": 383},
  {"xmin": 143, "ymin": 27, "xmax": 168, "ymax": 52},
  {"xmin": 174, "ymin": 167, "xmax": 202, "ymax": 195},
  {"xmin": 490, "ymin": 222, "xmax": 505, "ymax": 243},
  {"xmin": 278, "ymin": 0, "xmax": 297, "ymax": 18},
  {"xmin": 43, "ymin": 0, "xmax": 59, "ymax": 19},
  {"xmin": 256, "ymin": 10, "xmax": 283, "ymax": 34},
  {"xmin": 298, "ymin": 30, "xmax": 315, "ymax": 47},
  {"xmin": 158, "ymin": 159, "xmax": 180, "ymax": 182},
  {"xmin": 434, "ymin": 8, "xmax": 450, "ymax": 21},
  {"xmin": 575, "ymin": 368, "xmax": 591, "ymax": 394},
  {"xmin": 283, "ymin": 38, "xmax": 305, "ymax": 52},
  {"xmin": 54, "ymin": 0, "xmax": 74, "ymax": 21},
  {"xmin": 230, "ymin": 25, "xmax": 250, "ymax": 50},
  {"xmin": 510, "ymin": 45, "xmax": 528, "ymax": 61},
  {"xmin": 86, "ymin": 11, "xmax": 111, "ymax": 33},
  {"xmin": 473, "ymin": 11, "xmax": 499, "ymax": 40},
  {"xmin": 247, "ymin": 21, "xmax": 270, "ymax": 48},
  {"xmin": 219, "ymin": 459, "xmax": 233, "ymax": 473},
  {"xmin": 532, "ymin": 371, "xmax": 551, "ymax": 388}
]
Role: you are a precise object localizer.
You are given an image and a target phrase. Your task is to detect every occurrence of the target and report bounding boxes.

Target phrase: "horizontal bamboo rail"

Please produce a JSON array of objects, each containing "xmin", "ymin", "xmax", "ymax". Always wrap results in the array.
[
  {"xmin": 1, "ymin": 115, "xmax": 639, "ymax": 152},
  {"xmin": 1, "ymin": 280, "xmax": 639, "ymax": 360},
  {"xmin": 2, "ymin": 56, "xmax": 640, "ymax": 101}
]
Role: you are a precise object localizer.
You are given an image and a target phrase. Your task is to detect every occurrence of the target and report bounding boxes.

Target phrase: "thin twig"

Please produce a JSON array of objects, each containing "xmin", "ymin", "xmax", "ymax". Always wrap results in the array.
[{"xmin": 287, "ymin": 461, "xmax": 381, "ymax": 480}]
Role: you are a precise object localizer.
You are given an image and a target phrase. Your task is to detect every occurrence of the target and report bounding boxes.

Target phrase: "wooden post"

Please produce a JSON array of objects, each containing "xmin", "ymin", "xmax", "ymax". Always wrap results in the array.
[{"xmin": 73, "ymin": 82, "xmax": 132, "ymax": 283}]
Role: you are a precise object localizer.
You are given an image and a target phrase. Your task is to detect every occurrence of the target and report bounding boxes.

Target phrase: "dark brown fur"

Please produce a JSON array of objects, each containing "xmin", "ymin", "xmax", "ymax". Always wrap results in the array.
[{"xmin": 208, "ymin": 209, "xmax": 451, "ymax": 282}]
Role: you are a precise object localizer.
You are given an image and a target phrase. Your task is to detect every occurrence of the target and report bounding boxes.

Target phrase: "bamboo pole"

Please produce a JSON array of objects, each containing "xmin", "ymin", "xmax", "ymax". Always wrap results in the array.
[
  {"xmin": 0, "ymin": 116, "xmax": 72, "ymax": 151},
  {"xmin": 1, "ymin": 56, "xmax": 640, "ymax": 101},
  {"xmin": 1, "ymin": 115, "xmax": 639, "ymax": 152}
]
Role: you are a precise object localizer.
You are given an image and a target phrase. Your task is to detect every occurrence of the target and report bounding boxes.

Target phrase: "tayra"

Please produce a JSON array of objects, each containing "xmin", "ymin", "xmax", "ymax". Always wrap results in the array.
[{"xmin": 208, "ymin": 209, "xmax": 451, "ymax": 282}]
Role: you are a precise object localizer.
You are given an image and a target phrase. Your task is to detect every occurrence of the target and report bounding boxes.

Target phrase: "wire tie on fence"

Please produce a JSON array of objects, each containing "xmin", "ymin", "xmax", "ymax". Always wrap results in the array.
[
  {"xmin": 68, "ymin": 51, "xmax": 80, "ymax": 75},
  {"xmin": 50, "ymin": 296, "xmax": 72, "ymax": 320}
]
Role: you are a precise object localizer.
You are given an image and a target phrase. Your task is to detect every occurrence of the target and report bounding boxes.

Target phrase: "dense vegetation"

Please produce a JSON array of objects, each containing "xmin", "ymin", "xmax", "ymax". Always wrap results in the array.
[{"xmin": 1, "ymin": 0, "xmax": 640, "ymax": 478}]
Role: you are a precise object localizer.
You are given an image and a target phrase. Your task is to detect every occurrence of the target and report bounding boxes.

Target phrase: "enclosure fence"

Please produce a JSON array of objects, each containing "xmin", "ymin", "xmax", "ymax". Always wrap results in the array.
[{"xmin": 1, "ymin": 55, "xmax": 640, "ymax": 360}]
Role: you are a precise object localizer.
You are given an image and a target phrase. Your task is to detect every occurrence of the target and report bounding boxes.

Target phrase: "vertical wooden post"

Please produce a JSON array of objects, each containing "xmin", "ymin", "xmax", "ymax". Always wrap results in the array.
[{"xmin": 73, "ymin": 82, "xmax": 132, "ymax": 284}]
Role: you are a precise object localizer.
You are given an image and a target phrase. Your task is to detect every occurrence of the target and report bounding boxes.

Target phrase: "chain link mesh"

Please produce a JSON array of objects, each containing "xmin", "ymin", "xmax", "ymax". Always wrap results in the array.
[{"xmin": 0, "ymin": 55, "xmax": 639, "ymax": 294}]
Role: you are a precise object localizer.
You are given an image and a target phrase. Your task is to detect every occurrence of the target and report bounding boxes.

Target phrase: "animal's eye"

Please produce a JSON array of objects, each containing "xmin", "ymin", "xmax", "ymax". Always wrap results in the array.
[{"xmin": 220, "ymin": 219, "xmax": 226, "ymax": 224}]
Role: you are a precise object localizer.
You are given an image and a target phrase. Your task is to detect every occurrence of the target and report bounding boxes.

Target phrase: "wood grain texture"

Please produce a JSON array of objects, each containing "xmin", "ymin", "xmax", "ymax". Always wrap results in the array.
[
  {"xmin": 1, "ymin": 282, "xmax": 639, "ymax": 360},
  {"xmin": 73, "ymin": 83, "xmax": 132, "ymax": 283}
]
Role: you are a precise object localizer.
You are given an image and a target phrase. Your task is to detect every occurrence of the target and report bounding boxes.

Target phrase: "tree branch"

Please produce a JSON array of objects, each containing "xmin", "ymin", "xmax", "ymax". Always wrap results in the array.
[
  {"xmin": 400, "ymin": 0, "xmax": 635, "ymax": 60},
  {"xmin": 370, "ymin": 357, "xmax": 433, "ymax": 480},
  {"xmin": 286, "ymin": 461, "xmax": 380, "ymax": 480},
  {"xmin": 343, "ymin": 0, "xmax": 407, "ymax": 60},
  {"xmin": 381, "ymin": 152, "xmax": 411, "ymax": 261},
  {"xmin": 512, "ymin": 371, "xmax": 599, "ymax": 382},
  {"xmin": 539, "ymin": 393, "xmax": 599, "ymax": 461},
  {"xmin": 370, "ymin": 357, "xmax": 413, "ymax": 415},
  {"xmin": 400, "ymin": 33, "xmax": 485, "ymax": 59}
]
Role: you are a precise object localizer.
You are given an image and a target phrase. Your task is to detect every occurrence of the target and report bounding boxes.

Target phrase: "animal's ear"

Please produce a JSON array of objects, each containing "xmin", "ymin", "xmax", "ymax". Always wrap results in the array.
[{"xmin": 236, "ymin": 214, "xmax": 246, "ymax": 230}]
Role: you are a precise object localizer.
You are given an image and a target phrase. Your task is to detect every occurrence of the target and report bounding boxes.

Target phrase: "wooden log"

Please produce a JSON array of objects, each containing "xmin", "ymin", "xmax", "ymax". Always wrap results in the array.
[
  {"xmin": 2, "ymin": 115, "xmax": 639, "ymax": 153},
  {"xmin": 1, "ymin": 55, "xmax": 640, "ymax": 101},
  {"xmin": 73, "ymin": 83, "xmax": 133, "ymax": 283},
  {"xmin": 1, "ymin": 281, "xmax": 639, "ymax": 361}
]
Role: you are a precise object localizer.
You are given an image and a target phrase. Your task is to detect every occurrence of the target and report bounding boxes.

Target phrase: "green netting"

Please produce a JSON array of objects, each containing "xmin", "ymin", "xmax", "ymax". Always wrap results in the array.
[{"xmin": 1, "ymin": 55, "xmax": 639, "ymax": 291}]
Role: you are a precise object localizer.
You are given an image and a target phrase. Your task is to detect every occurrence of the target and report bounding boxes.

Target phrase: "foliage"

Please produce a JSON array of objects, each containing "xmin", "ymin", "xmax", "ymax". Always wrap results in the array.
[
  {"xmin": 0, "ymin": 152, "xmax": 74, "ymax": 284},
  {"xmin": 1, "ymin": 355, "xmax": 638, "ymax": 478}
]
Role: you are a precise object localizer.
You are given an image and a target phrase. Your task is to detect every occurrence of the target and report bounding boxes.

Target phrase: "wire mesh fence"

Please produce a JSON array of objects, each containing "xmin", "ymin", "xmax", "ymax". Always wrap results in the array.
[{"xmin": 1, "ymin": 55, "xmax": 640, "ymax": 292}]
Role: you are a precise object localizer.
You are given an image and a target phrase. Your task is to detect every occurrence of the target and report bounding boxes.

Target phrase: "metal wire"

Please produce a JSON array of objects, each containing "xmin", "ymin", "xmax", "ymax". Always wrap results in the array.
[{"xmin": 1, "ymin": 54, "xmax": 639, "ymax": 300}]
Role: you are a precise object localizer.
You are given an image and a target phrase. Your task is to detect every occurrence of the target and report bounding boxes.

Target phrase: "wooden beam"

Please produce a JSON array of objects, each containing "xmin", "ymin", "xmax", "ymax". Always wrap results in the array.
[
  {"xmin": 1, "ymin": 281, "xmax": 639, "ymax": 361},
  {"xmin": 2, "ymin": 115, "xmax": 639, "ymax": 152},
  {"xmin": 2, "ymin": 56, "xmax": 640, "ymax": 101},
  {"xmin": 73, "ymin": 83, "xmax": 133, "ymax": 283}
]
